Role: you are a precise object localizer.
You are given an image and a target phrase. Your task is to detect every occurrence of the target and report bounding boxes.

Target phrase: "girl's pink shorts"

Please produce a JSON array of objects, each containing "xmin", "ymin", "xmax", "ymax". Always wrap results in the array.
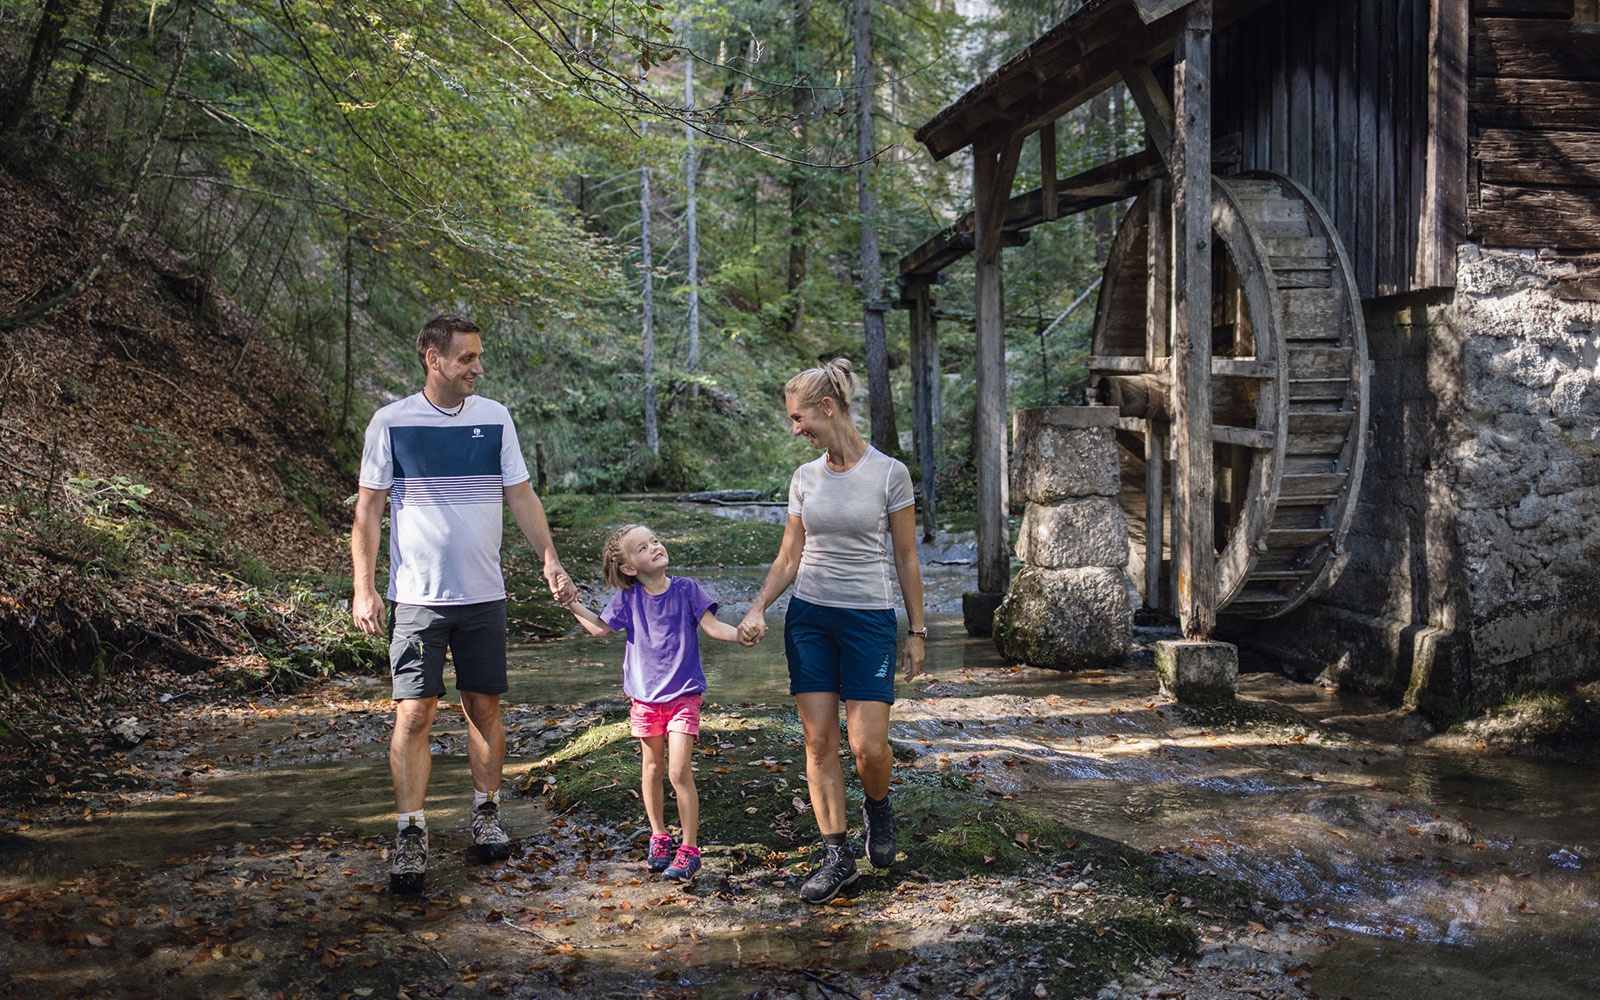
[{"xmin": 629, "ymin": 693, "xmax": 703, "ymax": 738}]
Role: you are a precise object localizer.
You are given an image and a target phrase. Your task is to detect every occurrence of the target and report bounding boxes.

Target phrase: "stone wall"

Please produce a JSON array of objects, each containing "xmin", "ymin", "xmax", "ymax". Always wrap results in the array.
[{"xmin": 1231, "ymin": 248, "xmax": 1600, "ymax": 720}]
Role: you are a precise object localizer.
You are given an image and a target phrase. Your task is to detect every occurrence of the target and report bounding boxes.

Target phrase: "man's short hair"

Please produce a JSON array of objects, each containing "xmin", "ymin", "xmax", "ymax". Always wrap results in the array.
[{"xmin": 417, "ymin": 314, "xmax": 480, "ymax": 369}]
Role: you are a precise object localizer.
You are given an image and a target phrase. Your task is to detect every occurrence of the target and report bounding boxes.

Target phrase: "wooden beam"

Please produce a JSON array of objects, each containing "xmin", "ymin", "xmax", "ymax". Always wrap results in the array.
[
  {"xmin": 1472, "ymin": 0, "xmax": 1574, "ymax": 16},
  {"xmin": 1135, "ymin": 0, "xmax": 1198, "ymax": 23},
  {"xmin": 1473, "ymin": 18, "xmax": 1600, "ymax": 79},
  {"xmin": 1475, "ymin": 129, "xmax": 1600, "ymax": 185},
  {"xmin": 1471, "ymin": 77, "xmax": 1600, "ymax": 129},
  {"xmin": 1121, "ymin": 61, "xmax": 1176, "ymax": 167},
  {"xmin": 1474, "ymin": 184, "xmax": 1600, "ymax": 248},
  {"xmin": 1416, "ymin": 0, "xmax": 1468, "ymax": 290},
  {"xmin": 1146, "ymin": 177, "xmax": 1171, "ymax": 369},
  {"xmin": 1146, "ymin": 421, "xmax": 1167, "ymax": 612},
  {"xmin": 973, "ymin": 132, "xmax": 1024, "ymax": 595},
  {"xmin": 914, "ymin": 0, "xmax": 1275, "ymax": 161},
  {"xmin": 1171, "ymin": 0, "xmax": 1216, "ymax": 640},
  {"xmin": 1142, "ymin": 174, "xmax": 1172, "ymax": 612}
]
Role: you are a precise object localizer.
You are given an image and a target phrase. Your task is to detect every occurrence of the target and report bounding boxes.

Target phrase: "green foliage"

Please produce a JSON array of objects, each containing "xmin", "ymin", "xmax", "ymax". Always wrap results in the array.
[
  {"xmin": 64, "ymin": 475, "xmax": 153, "ymax": 516},
  {"xmin": 554, "ymin": 492, "xmax": 785, "ymax": 559},
  {"xmin": 0, "ymin": 0, "xmax": 1130, "ymax": 507}
]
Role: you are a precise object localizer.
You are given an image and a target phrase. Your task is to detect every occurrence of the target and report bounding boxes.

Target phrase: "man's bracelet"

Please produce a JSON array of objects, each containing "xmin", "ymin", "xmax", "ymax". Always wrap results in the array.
[{"xmin": 907, "ymin": 626, "xmax": 928, "ymax": 638}]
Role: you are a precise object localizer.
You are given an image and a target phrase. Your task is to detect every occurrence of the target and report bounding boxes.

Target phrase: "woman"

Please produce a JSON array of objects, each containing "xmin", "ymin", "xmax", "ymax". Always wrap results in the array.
[{"xmin": 737, "ymin": 358, "xmax": 927, "ymax": 904}]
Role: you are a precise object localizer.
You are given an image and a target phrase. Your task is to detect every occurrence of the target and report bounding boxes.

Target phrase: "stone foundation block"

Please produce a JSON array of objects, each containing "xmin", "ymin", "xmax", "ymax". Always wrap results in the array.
[
  {"xmin": 1015, "ymin": 497, "xmax": 1130, "ymax": 569},
  {"xmin": 1010, "ymin": 406, "xmax": 1120, "ymax": 503},
  {"xmin": 1155, "ymin": 640, "xmax": 1239, "ymax": 703},
  {"xmin": 962, "ymin": 591, "xmax": 1004, "ymax": 637},
  {"xmin": 992, "ymin": 566, "xmax": 1132, "ymax": 670}
]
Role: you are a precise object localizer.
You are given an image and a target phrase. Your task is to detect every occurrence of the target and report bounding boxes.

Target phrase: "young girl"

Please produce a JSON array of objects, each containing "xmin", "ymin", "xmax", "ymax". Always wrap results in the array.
[{"xmin": 563, "ymin": 523, "xmax": 741, "ymax": 881}]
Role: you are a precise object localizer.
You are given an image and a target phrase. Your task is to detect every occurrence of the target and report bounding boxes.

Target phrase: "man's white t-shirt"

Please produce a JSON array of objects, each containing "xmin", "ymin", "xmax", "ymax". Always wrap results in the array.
[
  {"xmin": 787, "ymin": 446, "xmax": 915, "ymax": 610},
  {"xmin": 358, "ymin": 393, "xmax": 530, "ymax": 606}
]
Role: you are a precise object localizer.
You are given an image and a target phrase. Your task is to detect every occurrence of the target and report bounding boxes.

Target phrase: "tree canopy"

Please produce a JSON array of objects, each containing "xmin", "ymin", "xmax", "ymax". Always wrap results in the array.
[{"xmin": 1, "ymin": 0, "xmax": 1124, "ymax": 499}]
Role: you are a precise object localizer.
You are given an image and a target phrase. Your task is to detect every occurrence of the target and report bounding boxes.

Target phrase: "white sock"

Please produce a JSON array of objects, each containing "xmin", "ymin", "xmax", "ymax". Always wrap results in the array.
[
  {"xmin": 474, "ymin": 789, "xmax": 498, "ymax": 809},
  {"xmin": 399, "ymin": 811, "xmax": 426, "ymax": 832}
]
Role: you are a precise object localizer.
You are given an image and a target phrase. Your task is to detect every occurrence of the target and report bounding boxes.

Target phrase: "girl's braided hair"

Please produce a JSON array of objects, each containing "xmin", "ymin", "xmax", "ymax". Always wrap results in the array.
[{"xmin": 600, "ymin": 523, "xmax": 651, "ymax": 590}]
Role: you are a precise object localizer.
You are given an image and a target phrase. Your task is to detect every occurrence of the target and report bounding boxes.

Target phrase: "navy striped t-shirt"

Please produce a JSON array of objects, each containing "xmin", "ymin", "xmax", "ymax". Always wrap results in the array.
[{"xmin": 359, "ymin": 393, "xmax": 530, "ymax": 605}]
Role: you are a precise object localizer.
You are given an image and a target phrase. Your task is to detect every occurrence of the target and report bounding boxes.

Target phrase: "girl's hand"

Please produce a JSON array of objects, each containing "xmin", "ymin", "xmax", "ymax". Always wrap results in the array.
[
  {"xmin": 545, "ymin": 561, "xmax": 576, "ymax": 605},
  {"xmin": 902, "ymin": 634, "xmax": 926, "ymax": 681},
  {"xmin": 736, "ymin": 611, "xmax": 767, "ymax": 647}
]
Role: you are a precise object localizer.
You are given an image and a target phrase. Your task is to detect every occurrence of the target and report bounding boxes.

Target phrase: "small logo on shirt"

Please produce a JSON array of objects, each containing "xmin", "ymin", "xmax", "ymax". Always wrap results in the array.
[{"xmin": 472, "ymin": 427, "xmax": 484, "ymax": 438}]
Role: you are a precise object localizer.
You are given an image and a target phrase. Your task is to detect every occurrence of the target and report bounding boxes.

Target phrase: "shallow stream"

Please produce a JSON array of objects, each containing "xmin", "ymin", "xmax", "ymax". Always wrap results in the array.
[{"xmin": 5, "ymin": 562, "xmax": 1597, "ymax": 998}]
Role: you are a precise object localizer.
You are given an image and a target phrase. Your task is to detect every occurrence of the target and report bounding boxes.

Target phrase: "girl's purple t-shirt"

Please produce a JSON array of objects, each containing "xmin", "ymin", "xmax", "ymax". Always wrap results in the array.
[{"xmin": 600, "ymin": 575, "xmax": 718, "ymax": 704}]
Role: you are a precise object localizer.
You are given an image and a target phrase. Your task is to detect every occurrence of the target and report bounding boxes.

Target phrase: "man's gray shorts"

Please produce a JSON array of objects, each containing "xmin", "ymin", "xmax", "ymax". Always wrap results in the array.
[{"xmin": 389, "ymin": 601, "xmax": 509, "ymax": 700}]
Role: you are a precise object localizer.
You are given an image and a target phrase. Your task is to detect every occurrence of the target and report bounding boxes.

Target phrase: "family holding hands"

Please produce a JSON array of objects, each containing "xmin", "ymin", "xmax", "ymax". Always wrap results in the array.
[{"xmin": 352, "ymin": 315, "xmax": 927, "ymax": 903}]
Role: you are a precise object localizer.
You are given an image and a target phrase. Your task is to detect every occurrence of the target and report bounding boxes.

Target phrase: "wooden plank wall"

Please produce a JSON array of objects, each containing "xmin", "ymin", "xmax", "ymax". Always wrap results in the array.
[
  {"xmin": 1210, "ymin": 1, "xmax": 1434, "ymax": 298},
  {"xmin": 1470, "ymin": 0, "xmax": 1600, "ymax": 249}
]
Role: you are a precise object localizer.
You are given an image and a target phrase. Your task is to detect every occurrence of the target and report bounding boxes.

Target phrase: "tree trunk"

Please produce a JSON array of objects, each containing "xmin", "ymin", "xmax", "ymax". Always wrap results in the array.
[
  {"xmin": 640, "ymin": 129, "xmax": 659, "ymax": 463},
  {"xmin": 683, "ymin": 42, "xmax": 700, "ymax": 389},
  {"xmin": 853, "ymin": 0, "xmax": 895, "ymax": 452},
  {"xmin": 783, "ymin": 0, "xmax": 811, "ymax": 338},
  {"xmin": 2, "ymin": 0, "xmax": 78, "ymax": 136},
  {"xmin": 339, "ymin": 223, "xmax": 354, "ymax": 432},
  {"xmin": 0, "ymin": 7, "xmax": 194, "ymax": 331},
  {"xmin": 61, "ymin": 0, "xmax": 117, "ymax": 128}
]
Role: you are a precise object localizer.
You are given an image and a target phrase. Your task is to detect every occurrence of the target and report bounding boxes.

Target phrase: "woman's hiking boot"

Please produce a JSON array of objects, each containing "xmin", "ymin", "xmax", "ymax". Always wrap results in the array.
[
  {"xmin": 800, "ymin": 843, "xmax": 859, "ymax": 904},
  {"xmin": 862, "ymin": 794, "xmax": 897, "ymax": 868}
]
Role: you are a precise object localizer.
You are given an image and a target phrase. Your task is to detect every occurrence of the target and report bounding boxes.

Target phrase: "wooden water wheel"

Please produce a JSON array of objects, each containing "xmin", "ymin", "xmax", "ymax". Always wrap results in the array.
[{"xmin": 1089, "ymin": 171, "xmax": 1368, "ymax": 619}]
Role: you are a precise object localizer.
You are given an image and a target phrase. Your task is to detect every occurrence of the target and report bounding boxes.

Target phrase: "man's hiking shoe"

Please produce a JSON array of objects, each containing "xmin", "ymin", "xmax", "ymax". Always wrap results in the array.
[
  {"xmin": 647, "ymin": 833, "xmax": 675, "ymax": 873},
  {"xmin": 663, "ymin": 845, "xmax": 702, "ymax": 882},
  {"xmin": 799, "ymin": 843, "xmax": 859, "ymax": 904},
  {"xmin": 471, "ymin": 801, "xmax": 511, "ymax": 861},
  {"xmin": 862, "ymin": 795, "xmax": 897, "ymax": 868},
  {"xmin": 390, "ymin": 823, "xmax": 428, "ymax": 894}
]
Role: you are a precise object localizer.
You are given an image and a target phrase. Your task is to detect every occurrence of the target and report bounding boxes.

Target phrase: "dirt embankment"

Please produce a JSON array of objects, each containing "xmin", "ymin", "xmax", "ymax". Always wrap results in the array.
[{"xmin": 0, "ymin": 166, "xmax": 372, "ymax": 804}]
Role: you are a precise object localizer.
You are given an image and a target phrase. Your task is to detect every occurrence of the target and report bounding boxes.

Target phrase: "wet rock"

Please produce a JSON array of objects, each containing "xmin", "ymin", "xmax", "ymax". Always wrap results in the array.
[
  {"xmin": 992, "ymin": 566, "xmax": 1133, "ymax": 669},
  {"xmin": 1155, "ymin": 640, "xmax": 1238, "ymax": 703},
  {"xmin": 108, "ymin": 716, "xmax": 150, "ymax": 748}
]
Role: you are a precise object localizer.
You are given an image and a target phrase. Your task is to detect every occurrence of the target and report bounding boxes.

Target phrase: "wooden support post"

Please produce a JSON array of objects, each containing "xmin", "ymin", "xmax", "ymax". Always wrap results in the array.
[
  {"xmin": 1415, "ymin": 0, "xmax": 1467, "ymax": 290},
  {"xmin": 907, "ymin": 278, "xmax": 939, "ymax": 542},
  {"xmin": 1144, "ymin": 177, "xmax": 1170, "ymax": 612},
  {"xmin": 974, "ymin": 132, "xmax": 1025, "ymax": 597},
  {"xmin": 1171, "ymin": 1, "xmax": 1215, "ymax": 640},
  {"xmin": 1041, "ymin": 122, "xmax": 1059, "ymax": 222}
]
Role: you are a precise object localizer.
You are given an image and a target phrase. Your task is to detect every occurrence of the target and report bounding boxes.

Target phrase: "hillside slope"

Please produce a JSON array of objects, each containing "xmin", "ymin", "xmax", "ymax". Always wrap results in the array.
[{"xmin": 0, "ymin": 166, "xmax": 357, "ymax": 681}]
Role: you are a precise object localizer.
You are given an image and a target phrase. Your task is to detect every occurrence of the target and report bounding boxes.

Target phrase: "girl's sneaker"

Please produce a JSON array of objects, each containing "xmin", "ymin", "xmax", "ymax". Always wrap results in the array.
[
  {"xmin": 663, "ymin": 845, "xmax": 701, "ymax": 882},
  {"xmin": 648, "ymin": 833, "xmax": 675, "ymax": 873}
]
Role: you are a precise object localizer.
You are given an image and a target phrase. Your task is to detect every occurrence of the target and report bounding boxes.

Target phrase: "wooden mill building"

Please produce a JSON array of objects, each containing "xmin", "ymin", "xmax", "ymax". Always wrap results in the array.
[{"xmin": 900, "ymin": 0, "xmax": 1600, "ymax": 718}]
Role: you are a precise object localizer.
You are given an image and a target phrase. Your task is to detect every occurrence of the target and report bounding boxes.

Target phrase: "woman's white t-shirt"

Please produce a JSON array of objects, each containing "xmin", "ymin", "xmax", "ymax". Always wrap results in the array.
[{"xmin": 787, "ymin": 446, "xmax": 915, "ymax": 610}]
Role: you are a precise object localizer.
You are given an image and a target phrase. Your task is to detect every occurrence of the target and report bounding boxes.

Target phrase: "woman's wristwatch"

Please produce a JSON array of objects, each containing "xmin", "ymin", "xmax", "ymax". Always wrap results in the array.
[{"xmin": 907, "ymin": 626, "xmax": 928, "ymax": 638}]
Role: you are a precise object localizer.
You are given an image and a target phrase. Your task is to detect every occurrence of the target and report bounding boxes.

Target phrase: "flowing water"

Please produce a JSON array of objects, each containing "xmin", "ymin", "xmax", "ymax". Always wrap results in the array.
[{"xmin": 5, "ymin": 560, "xmax": 1598, "ymax": 998}]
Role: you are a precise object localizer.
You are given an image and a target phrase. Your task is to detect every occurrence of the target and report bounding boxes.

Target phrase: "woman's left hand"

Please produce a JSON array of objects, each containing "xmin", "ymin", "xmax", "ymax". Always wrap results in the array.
[{"xmin": 902, "ymin": 635, "xmax": 926, "ymax": 681}]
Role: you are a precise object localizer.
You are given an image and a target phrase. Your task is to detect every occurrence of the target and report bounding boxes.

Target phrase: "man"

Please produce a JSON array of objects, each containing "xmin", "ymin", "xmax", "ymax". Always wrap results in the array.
[{"xmin": 351, "ymin": 314, "xmax": 574, "ymax": 894}]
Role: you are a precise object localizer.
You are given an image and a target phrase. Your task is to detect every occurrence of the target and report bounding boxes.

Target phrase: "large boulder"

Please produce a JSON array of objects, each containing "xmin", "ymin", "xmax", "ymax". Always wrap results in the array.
[{"xmin": 992, "ymin": 566, "xmax": 1133, "ymax": 670}]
